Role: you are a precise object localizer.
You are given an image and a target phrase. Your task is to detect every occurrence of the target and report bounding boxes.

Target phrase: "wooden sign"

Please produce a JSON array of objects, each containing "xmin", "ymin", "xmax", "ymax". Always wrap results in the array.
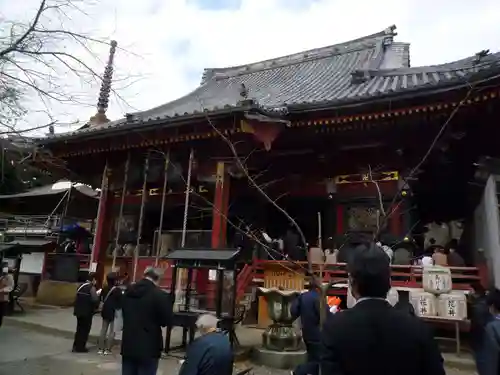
[
  {"xmin": 113, "ymin": 184, "xmax": 211, "ymax": 198},
  {"xmin": 335, "ymin": 171, "xmax": 399, "ymax": 185}
]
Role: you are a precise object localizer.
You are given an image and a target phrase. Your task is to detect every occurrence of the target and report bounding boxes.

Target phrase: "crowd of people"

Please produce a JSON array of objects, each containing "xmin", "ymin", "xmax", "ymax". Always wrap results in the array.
[
  {"xmin": 290, "ymin": 242, "xmax": 500, "ymax": 375},
  {"xmin": 72, "ymin": 266, "xmax": 233, "ymax": 375},
  {"xmin": 70, "ymin": 241, "xmax": 500, "ymax": 375}
]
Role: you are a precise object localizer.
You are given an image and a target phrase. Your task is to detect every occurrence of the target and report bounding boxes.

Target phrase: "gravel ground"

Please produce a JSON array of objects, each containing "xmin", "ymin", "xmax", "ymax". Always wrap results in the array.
[{"xmin": 0, "ymin": 326, "xmax": 476, "ymax": 375}]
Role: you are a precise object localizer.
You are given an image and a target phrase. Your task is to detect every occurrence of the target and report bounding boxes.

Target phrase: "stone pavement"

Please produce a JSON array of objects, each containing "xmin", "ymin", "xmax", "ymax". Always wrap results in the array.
[
  {"xmin": 4, "ymin": 307, "xmax": 262, "ymax": 349},
  {"xmin": 0, "ymin": 326, "xmax": 475, "ymax": 375},
  {"xmin": 3, "ymin": 307, "xmax": 477, "ymax": 373}
]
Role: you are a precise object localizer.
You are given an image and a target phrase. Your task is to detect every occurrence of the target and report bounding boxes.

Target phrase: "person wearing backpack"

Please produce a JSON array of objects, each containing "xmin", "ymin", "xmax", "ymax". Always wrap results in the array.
[
  {"xmin": 483, "ymin": 289, "xmax": 500, "ymax": 375},
  {"xmin": 98, "ymin": 272, "xmax": 123, "ymax": 355}
]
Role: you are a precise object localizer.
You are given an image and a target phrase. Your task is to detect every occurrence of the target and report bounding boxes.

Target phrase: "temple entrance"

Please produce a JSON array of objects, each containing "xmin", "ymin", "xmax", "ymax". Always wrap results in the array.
[{"xmin": 228, "ymin": 195, "xmax": 330, "ymax": 250}]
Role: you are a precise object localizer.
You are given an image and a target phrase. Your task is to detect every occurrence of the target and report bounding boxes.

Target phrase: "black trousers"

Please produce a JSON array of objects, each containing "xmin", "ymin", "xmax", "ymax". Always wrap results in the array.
[
  {"xmin": 0, "ymin": 301, "xmax": 7, "ymax": 328},
  {"xmin": 122, "ymin": 358, "xmax": 159, "ymax": 375},
  {"xmin": 73, "ymin": 315, "xmax": 93, "ymax": 350},
  {"xmin": 294, "ymin": 341, "xmax": 320, "ymax": 375}
]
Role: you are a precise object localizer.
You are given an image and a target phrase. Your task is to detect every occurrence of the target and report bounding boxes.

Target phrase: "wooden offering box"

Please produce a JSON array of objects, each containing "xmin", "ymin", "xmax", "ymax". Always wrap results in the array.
[{"xmin": 257, "ymin": 261, "xmax": 306, "ymax": 328}]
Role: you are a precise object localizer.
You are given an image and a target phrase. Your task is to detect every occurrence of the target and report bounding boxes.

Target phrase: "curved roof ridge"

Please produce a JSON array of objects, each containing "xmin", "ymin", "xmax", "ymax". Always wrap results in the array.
[
  {"xmin": 373, "ymin": 51, "xmax": 500, "ymax": 76},
  {"xmin": 128, "ymin": 83, "xmax": 211, "ymax": 119},
  {"xmin": 201, "ymin": 25, "xmax": 397, "ymax": 82}
]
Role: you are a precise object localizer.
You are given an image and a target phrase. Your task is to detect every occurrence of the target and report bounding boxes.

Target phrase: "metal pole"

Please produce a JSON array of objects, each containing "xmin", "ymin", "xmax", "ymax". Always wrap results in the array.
[
  {"xmin": 90, "ymin": 161, "xmax": 109, "ymax": 266},
  {"xmin": 112, "ymin": 152, "xmax": 130, "ymax": 271},
  {"xmin": 132, "ymin": 153, "xmax": 150, "ymax": 282},
  {"xmin": 176, "ymin": 149, "xmax": 194, "ymax": 307},
  {"xmin": 181, "ymin": 149, "xmax": 194, "ymax": 248},
  {"xmin": 155, "ymin": 150, "xmax": 170, "ymax": 267},
  {"xmin": 57, "ymin": 183, "xmax": 73, "ymax": 245},
  {"xmin": 317, "ymin": 211, "xmax": 322, "ymax": 249}
]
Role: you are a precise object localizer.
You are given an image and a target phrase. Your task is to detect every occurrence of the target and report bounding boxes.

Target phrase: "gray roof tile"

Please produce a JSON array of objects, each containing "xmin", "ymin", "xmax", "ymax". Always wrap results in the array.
[{"xmin": 49, "ymin": 26, "xmax": 500, "ymax": 140}]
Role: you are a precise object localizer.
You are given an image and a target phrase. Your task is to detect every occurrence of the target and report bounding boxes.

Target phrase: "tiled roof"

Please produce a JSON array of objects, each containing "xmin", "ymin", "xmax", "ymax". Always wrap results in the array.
[{"xmin": 49, "ymin": 25, "xmax": 500, "ymax": 140}]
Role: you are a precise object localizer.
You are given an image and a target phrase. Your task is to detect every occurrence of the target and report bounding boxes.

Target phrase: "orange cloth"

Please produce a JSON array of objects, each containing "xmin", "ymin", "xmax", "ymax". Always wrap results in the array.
[{"xmin": 327, "ymin": 296, "xmax": 341, "ymax": 307}]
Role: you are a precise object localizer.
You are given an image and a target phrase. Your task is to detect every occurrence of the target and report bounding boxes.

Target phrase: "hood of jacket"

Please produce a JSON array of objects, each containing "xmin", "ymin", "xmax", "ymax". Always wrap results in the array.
[{"xmin": 125, "ymin": 278, "xmax": 156, "ymax": 299}]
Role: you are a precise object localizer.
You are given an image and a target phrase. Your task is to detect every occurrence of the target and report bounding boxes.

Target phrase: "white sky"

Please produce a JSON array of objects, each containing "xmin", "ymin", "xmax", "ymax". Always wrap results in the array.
[{"xmin": 2, "ymin": 0, "xmax": 499, "ymax": 135}]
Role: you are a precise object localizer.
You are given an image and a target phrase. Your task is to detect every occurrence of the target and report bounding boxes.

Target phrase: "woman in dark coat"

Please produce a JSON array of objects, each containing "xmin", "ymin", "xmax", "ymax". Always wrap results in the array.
[{"xmin": 98, "ymin": 272, "xmax": 123, "ymax": 355}]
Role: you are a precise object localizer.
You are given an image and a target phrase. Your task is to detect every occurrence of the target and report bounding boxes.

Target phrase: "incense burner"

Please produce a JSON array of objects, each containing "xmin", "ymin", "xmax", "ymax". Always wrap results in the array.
[{"xmin": 258, "ymin": 287, "xmax": 302, "ymax": 351}]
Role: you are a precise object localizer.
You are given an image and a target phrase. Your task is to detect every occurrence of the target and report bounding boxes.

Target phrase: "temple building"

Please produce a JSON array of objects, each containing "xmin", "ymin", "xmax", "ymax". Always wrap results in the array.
[{"xmin": 35, "ymin": 26, "xmax": 500, "ymax": 300}]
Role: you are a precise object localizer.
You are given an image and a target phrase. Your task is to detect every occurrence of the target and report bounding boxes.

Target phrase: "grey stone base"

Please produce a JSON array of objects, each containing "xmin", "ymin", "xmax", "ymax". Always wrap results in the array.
[{"xmin": 252, "ymin": 347, "xmax": 307, "ymax": 369}]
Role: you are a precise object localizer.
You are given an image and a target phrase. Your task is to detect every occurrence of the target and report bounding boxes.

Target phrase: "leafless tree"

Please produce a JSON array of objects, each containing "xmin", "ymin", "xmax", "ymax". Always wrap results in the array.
[{"xmin": 0, "ymin": 0, "xmax": 132, "ymax": 137}]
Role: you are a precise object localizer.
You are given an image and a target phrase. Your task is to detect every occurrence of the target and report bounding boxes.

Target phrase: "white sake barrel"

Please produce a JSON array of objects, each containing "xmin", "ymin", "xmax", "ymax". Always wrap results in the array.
[
  {"xmin": 410, "ymin": 290, "xmax": 437, "ymax": 317},
  {"xmin": 422, "ymin": 266, "xmax": 452, "ymax": 295},
  {"xmin": 386, "ymin": 288, "xmax": 399, "ymax": 306},
  {"xmin": 437, "ymin": 293, "xmax": 467, "ymax": 320}
]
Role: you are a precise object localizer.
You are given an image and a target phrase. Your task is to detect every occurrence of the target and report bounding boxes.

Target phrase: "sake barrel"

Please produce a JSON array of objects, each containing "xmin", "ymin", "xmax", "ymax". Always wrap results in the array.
[
  {"xmin": 422, "ymin": 266, "xmax": 452, "ymax": 295},
  {"xmin": 410, "ymin": 290, "xmax": 437, "ymax": 317},
  {"xmin": 437, "ymin": 293, "xmax": 467, "ymax": 320},
  {"xmin": 386, "ymin": 288, "xmax": 399, "ymax": 306}
]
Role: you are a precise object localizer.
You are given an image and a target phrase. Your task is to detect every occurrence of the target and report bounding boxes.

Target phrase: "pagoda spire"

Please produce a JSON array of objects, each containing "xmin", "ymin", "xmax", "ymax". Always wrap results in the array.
[{"xmin": 89, "ymin": 40, "xmax": 117, "ymax": 126}]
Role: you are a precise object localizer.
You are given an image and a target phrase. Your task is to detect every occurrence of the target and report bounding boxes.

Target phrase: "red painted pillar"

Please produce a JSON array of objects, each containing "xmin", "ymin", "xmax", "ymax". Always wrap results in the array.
[
  {"xmin": 197, "ymin": 162, "xmax": 230, "ymax": 299},
  {"xmin": 211, "ymin": 161, "xmax": 230, "ymax": 248},
  {"xmin": 90, "ymin": 162, "xmax": 113, "ymax": 286}
]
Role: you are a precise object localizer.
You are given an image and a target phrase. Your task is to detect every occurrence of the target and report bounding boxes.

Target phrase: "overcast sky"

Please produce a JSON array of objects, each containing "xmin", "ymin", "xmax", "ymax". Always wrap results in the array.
[{"xmin": 2, "ymin": 0, "xmax": 499, "ymax": 135}]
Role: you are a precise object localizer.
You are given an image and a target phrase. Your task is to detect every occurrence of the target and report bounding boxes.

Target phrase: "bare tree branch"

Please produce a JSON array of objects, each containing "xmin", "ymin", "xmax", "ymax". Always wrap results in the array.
[{"xmin": 0, "ymin": 0, "xmax": 136, "ymax": 137}]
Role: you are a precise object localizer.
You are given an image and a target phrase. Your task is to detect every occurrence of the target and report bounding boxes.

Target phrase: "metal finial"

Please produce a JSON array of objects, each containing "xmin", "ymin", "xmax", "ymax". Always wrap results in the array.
[
  {"xmin": 239, "ymin": 83, "xmax": 248, "ymax": 99},
  {"xmin": 90, "ymin": 40, "xmax": 117, "ymax": 125}
]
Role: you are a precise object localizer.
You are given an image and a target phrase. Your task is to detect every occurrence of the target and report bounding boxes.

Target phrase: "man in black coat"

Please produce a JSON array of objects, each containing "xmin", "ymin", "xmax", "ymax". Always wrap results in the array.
[
  {"xmin": 321, "ymin": 242, "xmax": 445, "ymax": 375},
  {"xmin": 72, "ymin": 273, "xmax": 99, "ymax": 353},
  {"xmin": 121, "ymin": 267, "xmax": 171, "ymax": 375}
]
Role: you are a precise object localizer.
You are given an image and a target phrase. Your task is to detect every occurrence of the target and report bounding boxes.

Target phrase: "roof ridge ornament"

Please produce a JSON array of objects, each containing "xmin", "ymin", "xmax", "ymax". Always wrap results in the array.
[
  {"xmin": 237, "ymin": 83, "xmax": 256, "ymax": 106},
  {"xmin": 89, "ymin": 40, "xmax": 118, "ymax": 126},
  {"xmin": 474, "ymin": 50, "xmax": 490, "ymax": 64},
  {"xmin": 383, "ymin": 25, "xmax": 397, "ymax": 46}
]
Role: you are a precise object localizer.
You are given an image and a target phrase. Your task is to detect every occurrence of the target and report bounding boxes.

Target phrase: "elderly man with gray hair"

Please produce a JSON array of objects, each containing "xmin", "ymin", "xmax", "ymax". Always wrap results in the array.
[{"xmin": 179, "ymin": 313, "xmax": 234, "ymax": 375}]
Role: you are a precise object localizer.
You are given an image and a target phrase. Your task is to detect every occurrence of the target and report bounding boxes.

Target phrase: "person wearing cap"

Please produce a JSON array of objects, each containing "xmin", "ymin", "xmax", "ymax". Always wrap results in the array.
[
  {"xmin": 179, "ymin": 314, "xmax": 233, "ymax": 375},
  {"xmin": 72, "ymin": 272, "xmax": 99, "ymax": 353},
  {"xmin": 121, "ymin": 267, "xmax": 171, "ymax": 375},
  {"xmin": 98, "ymin": 272, "xmax": 123, "ymax": 355}
]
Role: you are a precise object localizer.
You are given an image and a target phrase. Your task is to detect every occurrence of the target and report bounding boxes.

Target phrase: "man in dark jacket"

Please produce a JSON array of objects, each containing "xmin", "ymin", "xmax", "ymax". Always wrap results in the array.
[
  {"xmin": 482, "ymin": 289, "xmax": 500, "ymax": 375},
  {"xmin": 284, "ymin": 227, "xmax": 301, "ymax": 261},
  {"xmin": 291, "ymin": 280, "xmax": 328, "ymax": 375},
  {"xmin": 321, "ymin": 242, "xmax": 445, "ymax": 375},
  {"xmin": 468, "ymin": 282, "xmax": 492, "ymax": 374},
  {"xmin": 121, "ymin": 267, "xmax": 171, "ymax": 375},
  {"xmin": 98, "ymin": 272, "xmax": 123, "ymax": 355},
  {"xmin": 72, "ymin": 273, "xmax": 99, "ymax": 353},
  {"xmin": 179, "ymin": 314, "xmax": 233, "ymax": 375}
]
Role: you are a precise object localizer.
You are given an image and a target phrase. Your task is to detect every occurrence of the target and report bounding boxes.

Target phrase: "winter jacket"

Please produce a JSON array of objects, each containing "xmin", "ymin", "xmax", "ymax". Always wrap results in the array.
[
  {"xmin": 120, "ymin": 279, "xmax": 172, "ymax": 359},
  {"xmin": 100, "ymin": 285, "xmax": 123, "ymax": 322},
  {"xmin": 179, "ymin": 332, "xmax": 233, "ymax": 375},
  {"xmin": 73, "ymin": 281, "xmax": 99, "ymax": 317}
]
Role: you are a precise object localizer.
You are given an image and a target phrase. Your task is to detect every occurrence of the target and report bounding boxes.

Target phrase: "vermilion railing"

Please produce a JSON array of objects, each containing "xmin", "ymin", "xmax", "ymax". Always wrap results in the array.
[{"xmin": 251, "ymin": 260, "xmax": 480, "ymax": 293}]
